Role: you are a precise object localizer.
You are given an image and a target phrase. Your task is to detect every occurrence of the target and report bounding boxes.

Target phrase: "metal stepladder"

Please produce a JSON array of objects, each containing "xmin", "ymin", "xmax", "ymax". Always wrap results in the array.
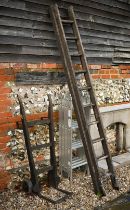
[
  {"xmin": 17, "ymin": 94, "xmax": 72, "ymax": 204},
  {"xmin": 50, "ymin": 4, "xmax": 119, "ymax": 196}
]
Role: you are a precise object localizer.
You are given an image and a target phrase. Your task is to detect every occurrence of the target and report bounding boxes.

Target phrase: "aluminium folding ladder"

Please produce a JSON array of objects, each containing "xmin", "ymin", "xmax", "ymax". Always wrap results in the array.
[{"xmin": 50, "ymin": 4, "xmax": 119, "ymax": 196}]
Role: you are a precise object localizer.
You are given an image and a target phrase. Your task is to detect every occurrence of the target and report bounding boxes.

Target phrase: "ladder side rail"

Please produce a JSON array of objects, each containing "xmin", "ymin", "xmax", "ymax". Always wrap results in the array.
[
  {"xmin": 50, "ymin": 4, "xmax": 104, "ymax": 195},
  {"xmin": 17, "ymin": 95, "xmax": 40, "ymax": 192},
  {"xmin": 68, "ymin": 6, "xmax": 119, "ymax": 189},
  {"xmin": 48, "ymin": 94, "xmax": 58, "ymax": 188},
  {"xmin": 66, "ymin": 6, "xmax": 106, "ymax": 186}
]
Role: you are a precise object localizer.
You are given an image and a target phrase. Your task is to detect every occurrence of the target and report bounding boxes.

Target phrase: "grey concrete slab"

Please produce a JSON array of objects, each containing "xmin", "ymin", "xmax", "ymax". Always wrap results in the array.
[
  {"xmin": 112, "ymin": 152, "xmax": 130, "ymax": 166},
  {"xmin": 98, "ymin": 159, "xmax": 119, "ymax": 172}
]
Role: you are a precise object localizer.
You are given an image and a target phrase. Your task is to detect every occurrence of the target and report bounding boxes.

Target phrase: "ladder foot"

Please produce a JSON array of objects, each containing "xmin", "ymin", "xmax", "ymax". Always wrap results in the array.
[{"xmin": 111, "ymin": 175, "xmax": 120, "ymax": 190}]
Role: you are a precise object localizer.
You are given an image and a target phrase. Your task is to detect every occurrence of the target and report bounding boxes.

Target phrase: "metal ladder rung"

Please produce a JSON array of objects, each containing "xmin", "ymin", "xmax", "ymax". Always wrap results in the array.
[
  {"xmin": 92, "ymin": 137, "xmax": 104, "ymax": 144},
  {"xmin": 31, "ymin": 143, "xmax": 50, "ymax": 150},
  {"xmin": 88, "ymin": 120, "xmax": 99, "ymax": 126},
  {"xmin": 72, "ymin": 140, "xmax": 83, "ymax": 149},
  {"xmin": 72, "ymin": 157, "xmax": 87, "ymax": 169},
  {"xmin": 62, "ymin": 19, "xmax": 73, "ymax": 23},
  {"xmin": 72, "ymin": 121, "xmax": 78, "ymax": 129},
  {"xmin": 98, "ymin": 155, "xmax": 108, "ymax": 161}
]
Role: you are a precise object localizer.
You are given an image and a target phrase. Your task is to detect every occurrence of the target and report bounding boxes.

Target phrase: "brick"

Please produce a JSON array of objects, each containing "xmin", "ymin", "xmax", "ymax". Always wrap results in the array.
[
  {"xmin": 122, "ymin": 74, "xmax": 130, "ymax": 78},
  {"xmin": 0, "ymin": 63, "xmax": 10, "ymax": 69},
  {"xmin": 0, "ymin": 136, "xmax": 11, "ymax": 143},
  {"xmin": 0, "ymin": 142, "xmax": 7, "ymax": 149},
  {"xmin": 0, "ymin": 87, "xmax": 12, "ymax": 94},
  {"xmin": 0, "ymin": 81, "xmax": 7, "ymax": 87},
  {"xmin": 0, "ymin": 131, "xmax": 8, "ymax": 137},
  {"xmin": 0, "ymin": 69, "xmax": 14, "ymax": 75},
  {"xmin": 99, "ymin": 69, "xmax": 110, "ymax": 74},
  {"xmin": 125, "ymin": 66, "xmax": 130, "ymax": 70},
  {"xmin": 0, "ymin": 75, "xmax": 15, "ymax": 81},
  {"xmin": 1, "ymin": 147, "xmax": 11, "ymax": 153},
  {"xmin": 0, "ymin": 99, "xmax": 12, "ymax": 106},
  {"xmin": 0, "ymin": 105, "xmax": 10, "ymax": 112},
  {"xmin": 101, "ymin": 65, "xmax": 111, "ymax": 69},
  {"xmin": 89, "ymin": 65, "xmax": 101, "ymax": 70},
  {"xmin": 121, "ymin": 70, "xmax": 128, "ymax": 74},
  {"xmin": 119, "ymin": 65, "xmax": 129, "ymax": 70},
  {"xmin": 109, "ymin": 69, "xmax": 119, "ymax": 74},
  {"xmin": 0, "ymin": 112, "xmax": 12, "ymax": 118},
  {"xmin": 42, "ymin": 63, "xmax": 57, "ymax": 69},
  {"xmin": 92, "ymin": 75, "xmax": 101, "ymax": 79},
  {"xmin": 10, "ymin": 63, "xmax": 27, "ymax": 69},
  {"xmin": 0, "ymin": 94, "xmax": 10, "ymax": 100},
  {"xmin": 0, "ymin": 123, "xmax": 16, "ymax": 132},
  {"xmin": 110, "ymin": 75, "xmax": 122, "ymax": 79},
  {"xmin": 101, "ymin": 75, "xmax": 110, "ymax": 79},
  {"xmin": 90, "ymin": 69, "xmax": 99, "ymax": 74}
]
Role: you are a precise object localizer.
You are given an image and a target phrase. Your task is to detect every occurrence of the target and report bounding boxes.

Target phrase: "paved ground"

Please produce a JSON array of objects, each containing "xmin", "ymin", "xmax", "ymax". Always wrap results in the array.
[
  {"xmin": 95, "ymin": 191, "xmax": 130, "ymax": 210},
  {"xmin": 96, "ymin": 151, "xmax": 130, "ymax": 210},
  {"xmin": 98, "ymin": 152, "xmax": 130, "ymax": 171}
]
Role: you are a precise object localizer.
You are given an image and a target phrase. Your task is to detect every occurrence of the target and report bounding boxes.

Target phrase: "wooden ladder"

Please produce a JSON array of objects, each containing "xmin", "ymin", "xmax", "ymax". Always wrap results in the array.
[{"xmin": 50, "ymin": 4, "xmax": 119, "ymax": 196}]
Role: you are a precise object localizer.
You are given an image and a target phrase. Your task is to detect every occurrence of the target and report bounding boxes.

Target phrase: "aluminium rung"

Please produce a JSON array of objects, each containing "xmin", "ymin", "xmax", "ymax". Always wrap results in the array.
[
  {"xmin": 72, "ymin": 157, "xmax": 87, "ymax": 169},
  {"xmin": 88, "ymin": 120, "xmax": 99, "ymax": 126},
  {"xmin": 27, "ymin": 119, "xmax": 50, "ymax": 127},
  {"xmin": 31, "ymin": 143, "xmax": 50, "ymax": 150},
  {"xmin": 92, "ymin": 137, "xmax": 104, "ymax": 144},
  {"xmin": 72, "ymin": 140, "xmax": 83, "ymax": 149},
  {"xmin": 71, "ymin": 121, "xmax": 78, "ymax": 129}
]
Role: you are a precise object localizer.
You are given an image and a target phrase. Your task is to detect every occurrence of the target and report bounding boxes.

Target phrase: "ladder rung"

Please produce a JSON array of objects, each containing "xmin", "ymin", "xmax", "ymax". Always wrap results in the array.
[
  {"xmin": 72, "ymin": 140, "xmax": 83, "ymax": 149},
  {"xmin": 98, "ymin": 155, "xmax": 108, "ymax": 161},
  {"xmin": 84, "ymin": 103, "xmax": 95, "ymax": 108},
  {"xmin": 75, "ymin": 70, "xmax": 86, "ymax": 74},
  {"xmin": 32, "ymin": 143, "xmax": 50, "ymax": 150},
  {"xmin": 88, "ymin": 120, "xmax": 99, "ymax": 126},
  {"xmin": 62, "ymin": 19, "xmax": 74, "ymax": 24},
  {"xmin": 72, "ymin": 157, "xmax": 87, "ymax": 169},
  {"xmin": 70, "ymin": 53, "xmax": 82, "ymax": 57},
  {"xmin": 66, "ymin": 36, "xmax": 77, "ymax": 40},
  {"xmin": 27, "ymin": 119, "xmax": 50, "ymax": 127},
  {"xmin": 78, "ymin": 86, "xmax": 91, "ymax": 91},
  {"xmin": 92, "ymin": 137, "xmax": 104, "ymax": 144},
  {"xmin": 106, "ymin": 172, "xmax": 112, "ymax": 177}
]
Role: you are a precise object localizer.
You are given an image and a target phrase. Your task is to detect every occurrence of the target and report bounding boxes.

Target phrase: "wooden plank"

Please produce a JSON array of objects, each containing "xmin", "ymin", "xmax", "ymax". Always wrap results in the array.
[{"xmin": 0, "ymin": 0, "xmax": 130, "ymax": 64}]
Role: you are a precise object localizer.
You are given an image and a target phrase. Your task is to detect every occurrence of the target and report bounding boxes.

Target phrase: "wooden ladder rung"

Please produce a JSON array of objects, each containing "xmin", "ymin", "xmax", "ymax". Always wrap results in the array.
[
  {"xmin": 92, "ymin": 137, "xmax": 104, "ymax": 144},
  {"xmin": 62, "ymin": 19, "xmax": 73, "ymax": 23},
  {"xmin": 88, "ymin": 120, "xmax": 99, "ymax": 126},
  {"xmin": 98, "ymin": 155, "xmax": 108, "ymax": 161}
]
